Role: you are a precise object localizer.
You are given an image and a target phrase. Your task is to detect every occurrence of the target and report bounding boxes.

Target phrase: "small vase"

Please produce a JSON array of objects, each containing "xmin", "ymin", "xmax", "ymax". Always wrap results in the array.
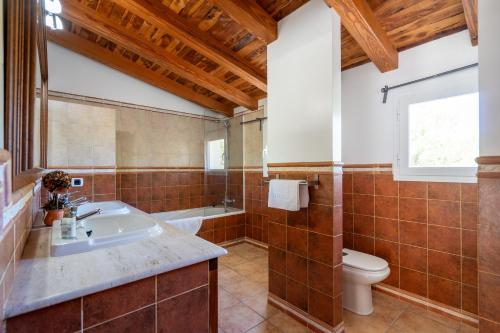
[{"xmin": 44, "ymin": 209, "xmax": 64, "ymax": 226}]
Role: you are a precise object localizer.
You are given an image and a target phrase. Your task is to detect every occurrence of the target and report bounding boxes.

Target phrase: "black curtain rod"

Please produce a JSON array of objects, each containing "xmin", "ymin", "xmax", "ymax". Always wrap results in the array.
[{"xmin": 380, "ymin": 63, "xmax": 478, "ymax": 103}]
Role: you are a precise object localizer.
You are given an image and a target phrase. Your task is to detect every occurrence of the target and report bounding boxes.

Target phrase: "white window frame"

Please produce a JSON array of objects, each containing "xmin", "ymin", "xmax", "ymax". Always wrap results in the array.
[
  {"xmin": 205, "ymin": 138, "xmax": 225, "ymax": 171},
  {"xmin": 394, "ymin": 75, "xmax": 478, "ymax": 183}
]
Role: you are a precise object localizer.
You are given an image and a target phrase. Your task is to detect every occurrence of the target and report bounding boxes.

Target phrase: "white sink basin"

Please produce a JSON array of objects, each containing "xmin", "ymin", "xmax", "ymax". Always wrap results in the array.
[
  {"xmin": 77, "ymin": 201, "xmax": 130, "ymax": 216},
  {"xmin": 51, "ymin": 213, "xmax": 163, "ymax": 256}
]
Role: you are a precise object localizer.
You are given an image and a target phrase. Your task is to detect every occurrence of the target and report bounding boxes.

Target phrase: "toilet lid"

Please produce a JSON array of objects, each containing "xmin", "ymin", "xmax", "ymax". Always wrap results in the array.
[{"xmin": 342, "ymin": 248, "xmax": 388, "ymax": 272}]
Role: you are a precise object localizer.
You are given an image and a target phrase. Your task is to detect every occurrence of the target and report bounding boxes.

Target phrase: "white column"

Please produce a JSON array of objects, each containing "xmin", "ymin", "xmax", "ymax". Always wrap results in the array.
[
  {"xmin": 478, "ymin": 0, "xmax": 500, "ymax": 156},
  {"xmin": 267, "ymin": 0, "xmax": 341, "ymax": 163}
]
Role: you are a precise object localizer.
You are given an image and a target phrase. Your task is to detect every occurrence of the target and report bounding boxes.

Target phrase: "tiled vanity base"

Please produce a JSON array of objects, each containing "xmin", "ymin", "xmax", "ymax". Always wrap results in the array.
[{"xmin": 5, "ymin": 259, "xmax": 218, "ymax": 333}]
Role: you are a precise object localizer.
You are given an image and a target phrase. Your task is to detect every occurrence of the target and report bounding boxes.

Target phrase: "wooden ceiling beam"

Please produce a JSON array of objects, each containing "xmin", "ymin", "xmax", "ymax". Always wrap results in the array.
[
  {"xmin": 325, "ymin": 0, "xmax": 398, "ymax": 72},
  {"xmin": 47, "ymin": 30, "xmax": 234, "ymax": 116},
  {"xmin": 461, "ymin": 0, "xmax": 478, "ymax": 46},
  {"xmin": 112, "ymin": 0, "xmax": 267, "ymax": 92},
  {"xmin": 59, "ymin": 0, "xmax": 258, "ymax": 110},
  {"xmin": 209, "ymin": 0, "xmax": 277, "ymax": 44}
]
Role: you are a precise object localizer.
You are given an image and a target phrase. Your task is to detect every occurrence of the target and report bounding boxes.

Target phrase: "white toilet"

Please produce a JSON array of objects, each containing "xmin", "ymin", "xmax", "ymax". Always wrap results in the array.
[{"xmin": 342, "ymin": 248, "xmax": 390, "ymax": 315}]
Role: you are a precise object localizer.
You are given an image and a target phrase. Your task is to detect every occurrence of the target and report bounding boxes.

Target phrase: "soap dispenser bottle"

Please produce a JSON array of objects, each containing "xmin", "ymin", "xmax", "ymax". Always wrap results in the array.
[{"xmin": 61, "ymin": 206, "xmax": 77, "ymax": 239}]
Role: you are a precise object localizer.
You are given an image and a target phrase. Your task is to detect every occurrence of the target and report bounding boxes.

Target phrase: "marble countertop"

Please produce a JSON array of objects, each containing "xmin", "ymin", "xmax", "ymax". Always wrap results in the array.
[{"xmin": 4, "ymin": 205, "xmax": 227, "ymax": 318}]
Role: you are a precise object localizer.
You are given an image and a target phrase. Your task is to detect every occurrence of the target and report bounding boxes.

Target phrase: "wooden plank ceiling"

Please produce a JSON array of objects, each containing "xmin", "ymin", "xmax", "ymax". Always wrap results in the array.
[{"xmin": 49, "ymin": 0, "xmax": 473, "ymax": 116}]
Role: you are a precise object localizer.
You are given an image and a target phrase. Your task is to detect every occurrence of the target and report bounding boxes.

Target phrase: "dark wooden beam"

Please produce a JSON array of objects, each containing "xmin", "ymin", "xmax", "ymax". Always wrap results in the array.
[
  {"xmin": 325, "ymin": 0, "xmax": 398, "ymax": 72},
  {"xmin": 210, "ymin": 0, "xmax": 277, "ymax": 44},
  {"xmin": 113, "ymin": 0, "xmax": 267, "ymax": 92},
  {"xmin": 47, "ymin": 30, "xmax": 234, "ymax": 116},
  {"xmin": 59, "ymin": 0, "xmax": 257, "ymax": 110},
  {"xmin": 461, "ymin": 0, "xmax": 478, "ymax": 46}
]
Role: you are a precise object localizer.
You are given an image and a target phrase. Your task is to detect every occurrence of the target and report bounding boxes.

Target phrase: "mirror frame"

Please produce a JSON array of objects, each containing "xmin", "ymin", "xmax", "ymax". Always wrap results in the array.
[{"xmin": 4, "ymin": 0, "xmax": 48, "ymax": 191}]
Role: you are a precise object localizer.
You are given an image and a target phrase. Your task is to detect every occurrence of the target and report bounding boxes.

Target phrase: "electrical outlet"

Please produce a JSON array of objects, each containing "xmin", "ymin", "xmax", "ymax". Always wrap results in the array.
[{"xmin": 71, "ymin": 178, "xmax": 84, "ymax": 187}]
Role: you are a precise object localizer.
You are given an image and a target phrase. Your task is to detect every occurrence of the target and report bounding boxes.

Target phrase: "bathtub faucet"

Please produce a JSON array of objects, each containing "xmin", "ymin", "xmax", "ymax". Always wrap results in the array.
[{"xmin": 222, "ymin": 198, "xmax": 236, "ymax": 205}]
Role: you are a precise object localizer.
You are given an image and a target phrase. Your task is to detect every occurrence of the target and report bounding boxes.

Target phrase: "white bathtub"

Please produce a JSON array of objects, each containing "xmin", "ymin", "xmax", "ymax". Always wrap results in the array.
[
  {"xmin": 152, "ymin": 206, "xmax": 243, "ymax": 221},
  {"xmin": 151, "ymin": 206, "xmax": 244, "ymax": 234}
]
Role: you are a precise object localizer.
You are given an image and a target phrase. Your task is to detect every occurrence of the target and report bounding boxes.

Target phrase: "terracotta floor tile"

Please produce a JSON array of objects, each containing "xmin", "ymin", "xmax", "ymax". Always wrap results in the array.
[
  {"xmin": 388, "ymin": 309, "xmax": 457, "ymax": 333},
  {"xmin": 246, "ymin": 321, "xmax": 282, "ymax": 333},
  {"xmin": 220, "ymin": 242, "xmax": 468, "ymax": 333},
  {"xmin": 219, "ymin": 303, "xmax": 264, "ymax": 333},
  {"xmin": 220, "ymin": 253, "xmax": 248, "ymax": 267},
  {"xmin": 343, "ymin": 310, "xmax": 392, "ymax": 333},
  {"xmin": 267, "ymin": 312, "xmax": 309, "ymax": 333},
  {"xmin": 242, "ymin": 292, "xmax": 280, "ymax": 318},
  {"xmin": 219, "ymin": 288, "xmax": 241, "ymax": 311},
  {"xmin": 223, "ymin": 278, "xmax": 267, "ymax": 300}
]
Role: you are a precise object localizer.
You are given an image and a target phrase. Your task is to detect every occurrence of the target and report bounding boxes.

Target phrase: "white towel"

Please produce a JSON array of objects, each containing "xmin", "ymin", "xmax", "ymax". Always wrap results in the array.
[
  {"xmin": 166, "ymin": 216, "xmax": 203, "ymax": 235},
  {"xmin": 268, "ymin": 179, "xmax": 309, "ymax": 211}
]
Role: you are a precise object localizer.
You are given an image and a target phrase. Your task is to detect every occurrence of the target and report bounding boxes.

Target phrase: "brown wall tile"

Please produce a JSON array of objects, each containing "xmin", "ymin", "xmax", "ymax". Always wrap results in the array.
[
  {"xmin": 399, "ymin": 181, "xmax": 427, "ymax": 198},
  {"xmin": 157, "ymin": 286, "xmax": 209, "ymax": 333},
  {"xmin": 287, "ymin": 227, "xmax": 308, "ymax": 257},
  {"xmin": 400, "ymin": 268, "xmax": 427, "ymax": 297},
  {"xmin": 353, "ymin": 194, "xmax": 374, "ymax": 216},
  {"xmin": 428, "ymin": 225, "xmax": 460, "ymax": 255},
  {"xmin": 286, "ymin": 278, "xmax": 308, "ymax": 312},
  {"xmin": 375, "ymin": 174, "xmax": 398, "ymax": 196},
  {"xmin": 428, "ymin": 183, "xmax": 460, "ymax": 201},
  {"xmin": 286, "ymin": 252, "xmax": 307, "ymax": 284},
  {"xmin": 353, "ymin": 173, "xmax": 374, "ymax": 195},
  {"xmin": 353, "ymin": 234, "xmax": 375, "ymax": 255},
  {"xmin": 6, "ymin": 299, "xmax": 81, "ymax": 333},
  {"xmin": 479, "ymin": 272, "xmax": 500, "ymax": 323},
  {"xmin": 157, "ymin": 262, "xmax": 208, "ymax": 301},
  {"xmin": 85, "ymin": 305, "xmax": 155, "ymax": 333},
  {"xmin": 462, "ymin": 257, "xmax": 478, "ymax": 286},
  {"xmin": 308, "ymin": 232, "xmax": 333, "ymax": 265},
  {"xmin": 375, "ymin": 239, "xmax": 399, "ymax": 265},
  {"xmin": 308, "ymin": 204, "xmax": 333, "ymax": 235},
  {"xmin": 269, "ymin": 270, "xmax": 286, "ymax": 299},
  {"xmin": 93, "ymin": 174, "xmax": 116, "ymax": 195},
  {"xmin": 428, "ymin": 200, "xmax": 460, "ymax": 228},
  {"xmin": 428, "ymin": 275, "xmax": 461, "ymax": 308},
  {"xmin": 83, "ymin": 277, "xmax": 155, "ymax": 328},
  {"xmin": 308, "ymin": 288, "xmax": 334, "ymax": 326},
  {"xmin": 308, "ymin": 260, "xmax": 333, "ymax": 295},
  {"xmin": 399, "ymin": 198, "xmax": 427, "ymax": 223},
  {"xmin": 400, "ymin": 221, "xmax": 427, "ymax": 247},
  {"xmin": 400, "ymin": 244, "xmax": 427, "ymax": 272},
  {"xmin": 462, "ymin": 202, "xmax": 478, "ymax": 230},
  {"xmin": 375, "ymin": 217, "xmax": 398, "ymax": 242},
  {"xmin": 461, "ymin": 183, "xmax": 478, "ymax": 202},
  {"xmin": 428, "ymin": 250, "xmax": 461, "ymax": 281},
  {"xmin": 462, "ymin": 284, "xmax": 478, "ymax": 315},
  {"xmin": 353, "ymin": 214, "xmax": 374, "ymax": 237},
  {"xmin": 375, "ymin": 196, "xmax": 398, "ymax": 219}
]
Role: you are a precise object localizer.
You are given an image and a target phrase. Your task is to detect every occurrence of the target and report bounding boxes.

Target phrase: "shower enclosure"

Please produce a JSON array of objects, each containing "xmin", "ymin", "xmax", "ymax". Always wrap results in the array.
[{"xmin": 203, "ymin": 113, "xmax": 244, "ymax": 215}]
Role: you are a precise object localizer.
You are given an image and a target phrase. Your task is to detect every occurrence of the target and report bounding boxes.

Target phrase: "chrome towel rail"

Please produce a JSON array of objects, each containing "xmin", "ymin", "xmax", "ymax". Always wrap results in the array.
[{"xmin": 263, "ymin": 174, "xmax": 320, "ymax": 189}]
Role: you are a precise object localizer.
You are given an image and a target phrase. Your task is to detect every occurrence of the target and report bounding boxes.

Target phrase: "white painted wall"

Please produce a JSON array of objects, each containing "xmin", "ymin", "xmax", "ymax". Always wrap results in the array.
[
  {"xmin": 478, "ymin": 0, "xmax": 500, "ymax": 156},
  {"xmin": 342, "ymin": 31, "xmax": 478, "ymax": 164},
  {"xmin": 46, "ymin": 41, "xmax": 217, "ymax": 117},
  {"xmin": 0, "ymin": 0, "xmax": 4, "ymax": 148},
  {"xmin": 267, "ymin": 0, "xmax": 341, "ymax": 163}
]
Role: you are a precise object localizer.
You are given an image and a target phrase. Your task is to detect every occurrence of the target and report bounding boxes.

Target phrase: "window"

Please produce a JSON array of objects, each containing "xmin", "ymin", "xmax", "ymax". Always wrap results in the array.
[
  {"xmin": 207, "ymin": 139, "xmax": 225, "ymax": 170},
  {"xmin": 395, "ymin": 89, "xmax": 479, "ymax": 183}
]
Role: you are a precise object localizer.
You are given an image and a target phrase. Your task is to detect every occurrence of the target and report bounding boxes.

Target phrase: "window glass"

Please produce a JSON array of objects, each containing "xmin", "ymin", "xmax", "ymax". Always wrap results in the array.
[
  {"xmin": 408, "ymin": 92, "xmax": 479, "ymax": 168},
  {"xmin": 207, "ymin": 139, "xmax": 225, "ymax": 170}
]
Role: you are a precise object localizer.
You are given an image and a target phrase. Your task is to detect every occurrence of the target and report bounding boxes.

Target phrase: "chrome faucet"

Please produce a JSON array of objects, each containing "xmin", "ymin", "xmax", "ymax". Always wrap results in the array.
[{"xmin": 76, "ymin": 209, "xmax": 102, "ymax": 221}]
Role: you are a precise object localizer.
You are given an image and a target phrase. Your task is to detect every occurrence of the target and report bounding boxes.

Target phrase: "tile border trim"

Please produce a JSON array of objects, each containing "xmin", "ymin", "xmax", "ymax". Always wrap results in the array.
[
  {"xmin": 373, "ymin": 284, "xmax": 478, "ymax": 327},
  {"xmin": 268, "ymin": 293, "xmax": 344, "ymax": 333}
]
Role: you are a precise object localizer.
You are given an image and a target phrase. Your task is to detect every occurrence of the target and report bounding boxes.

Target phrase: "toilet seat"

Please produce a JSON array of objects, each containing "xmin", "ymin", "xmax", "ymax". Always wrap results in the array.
[{"xmin": 343, "ymin": 248, "xmax": 388, "ymax": 272}]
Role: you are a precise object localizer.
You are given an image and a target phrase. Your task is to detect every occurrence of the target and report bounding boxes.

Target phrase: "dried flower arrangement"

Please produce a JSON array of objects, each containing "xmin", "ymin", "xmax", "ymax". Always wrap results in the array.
[{"xmin": 42, "ymin": 171, "xmax": 72, "ymax": 225}]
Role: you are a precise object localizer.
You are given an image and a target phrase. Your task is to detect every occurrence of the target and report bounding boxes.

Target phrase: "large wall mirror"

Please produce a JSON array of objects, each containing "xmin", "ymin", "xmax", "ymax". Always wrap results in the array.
[{"xmin": 4, "ymin": 0, "xmax": 49, "ymax": 191}]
